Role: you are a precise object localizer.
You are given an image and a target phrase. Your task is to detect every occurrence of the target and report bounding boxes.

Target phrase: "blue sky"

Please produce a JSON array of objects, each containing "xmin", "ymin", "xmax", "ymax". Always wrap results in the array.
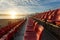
[{"xmin": 0, "ymin": 0, "xmax": 60, "ymax": 14}]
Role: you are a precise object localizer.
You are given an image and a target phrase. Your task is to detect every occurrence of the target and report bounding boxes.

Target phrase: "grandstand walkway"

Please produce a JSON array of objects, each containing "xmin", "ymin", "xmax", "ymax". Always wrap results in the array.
[{"xmin": 13, "ymin": 19, "xmax": 28, "ymax": 40}]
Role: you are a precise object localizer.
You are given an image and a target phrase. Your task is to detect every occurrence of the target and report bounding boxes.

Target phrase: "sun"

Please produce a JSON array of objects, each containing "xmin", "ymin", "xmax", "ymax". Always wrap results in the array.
[{"xmin": 9, "ymin": 10, "xmax": 17, "ymax": 19}]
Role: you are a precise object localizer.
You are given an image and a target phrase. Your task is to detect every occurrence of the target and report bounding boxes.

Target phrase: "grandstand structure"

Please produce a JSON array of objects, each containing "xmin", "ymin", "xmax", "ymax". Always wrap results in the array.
[{"xmin": 0, "ymin": 9, "xmax": 60, "ymax": 40}]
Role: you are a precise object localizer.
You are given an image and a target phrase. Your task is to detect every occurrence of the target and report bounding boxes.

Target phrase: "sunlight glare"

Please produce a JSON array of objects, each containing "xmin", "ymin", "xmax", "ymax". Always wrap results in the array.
[{"xmin": 9, "ymin": 10, "xmax": 17, "ymax": 19}]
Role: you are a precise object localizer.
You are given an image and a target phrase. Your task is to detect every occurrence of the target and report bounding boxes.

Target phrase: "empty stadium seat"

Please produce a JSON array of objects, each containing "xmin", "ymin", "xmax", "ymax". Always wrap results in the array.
[
  {"xmin": 24, "ymin": 31, "xmax": 37, "ymax": 40},
  {"xmin": 0, "ymin": 19, "xmax": 26, "ymax": 40},
  {"xmin": 35, "ymin": 24, "xmax": 44, "ymax": 40},
  {"xmin": 54, "ymin": 9, "xmax": 60, "ymax": 26},
  {"xmin": 26, "ymin": 18, "xmax": 36, "ymax": 31},
  {"xmin": 47, "ymin": 10, "xmax": 55, "ymax": 22},
  {"xmin": 0, "ymin": 19, "xmax": 26, "ymax": 39},
  {"xmin": 5, "ymin": 31, "xmax": 14, "ymax": 40},
  {"xmin": 24, "ymin": 18, "xmax": 44, "ymax": 40}
]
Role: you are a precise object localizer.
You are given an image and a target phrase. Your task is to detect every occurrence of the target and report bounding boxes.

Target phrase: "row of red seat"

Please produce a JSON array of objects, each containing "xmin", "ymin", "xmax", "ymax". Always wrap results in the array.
[
  {"xmin": 0, "ymin": 19, "xmax": 26, "ymax": 40},
  {"xmin": 33, "ymin": 9, "xmax": 60, "ymax": 26},
  {"xmin": 24, "ymin": 18, "xmax": 44, "ymax": 40}
]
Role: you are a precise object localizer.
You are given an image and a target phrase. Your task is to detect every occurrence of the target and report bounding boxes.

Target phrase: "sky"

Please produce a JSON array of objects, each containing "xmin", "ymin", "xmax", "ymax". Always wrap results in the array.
[
  {"xmin": 0, "ymin": 0, "xmax": 60, "ymax": 14},
  {"xmin": 0, "ymin": 0, "xmax": 60, "ymax": 19}
]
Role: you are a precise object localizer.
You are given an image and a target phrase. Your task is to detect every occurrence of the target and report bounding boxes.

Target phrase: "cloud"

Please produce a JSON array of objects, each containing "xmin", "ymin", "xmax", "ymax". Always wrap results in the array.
[
  {"xmin": 0, "ymin": 0, "xmax": 60, "ymax": 14},
  {"xmin": 0, "ymin": 0, "xmax": 60, "ymax": 19},
  {"xmin": 11, "ymin": 0, "xmax": 60, "ymax": 6},
  {"xmin": 0, "ymin": 0, "xmax": 13, "ymax": 10}
]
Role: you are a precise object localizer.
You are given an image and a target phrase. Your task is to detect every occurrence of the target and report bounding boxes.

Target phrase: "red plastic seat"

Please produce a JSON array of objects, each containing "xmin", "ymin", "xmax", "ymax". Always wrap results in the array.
[
  {"xmin": 5, "ymin": 32, "xmax": 14, "ymax": 40},
  {"xmin": 46, "ymin": 10, "xmax": 55, "ymax": 22},
  {"xmin": 54, "ymin": 9, "xmax": 60, "ymax": 26},
  {"xmin": 26, "ymin": 21, "xmax": 38, "ymax": 32},
  {"xmin": 24, "ymin": 31, "xmax": 37, "ymax": 40},
  {"xmin": 24, "ymin": 20, "xmax": 44, "ymax": 40},
  {"xmin": 0, "ymin": 26, "xmax": 10, "ymax": 38},
  {"xmin": 28, "ymin": 18, "xmax": 35, "ymax": 25}
]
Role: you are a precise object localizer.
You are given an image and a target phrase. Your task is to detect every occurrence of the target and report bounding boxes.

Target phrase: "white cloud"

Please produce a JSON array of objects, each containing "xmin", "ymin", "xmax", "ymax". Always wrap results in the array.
[
  {"xmin": 0, "ymin": 0, "xmax": 60, "ymax": 14},
  {"xmin": 0, "ymin": 0, "xmax": 60, "ymax": 19}
]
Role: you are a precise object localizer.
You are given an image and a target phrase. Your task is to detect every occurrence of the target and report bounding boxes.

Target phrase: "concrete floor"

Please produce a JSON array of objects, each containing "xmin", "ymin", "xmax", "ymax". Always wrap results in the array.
[
  {"xmin": 41, "ymin": 29, "xmax": 58, "ymax": 40},
  {"xmin": 13, "ymin": 19, "xmax": 28, "ymax": 40}
]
